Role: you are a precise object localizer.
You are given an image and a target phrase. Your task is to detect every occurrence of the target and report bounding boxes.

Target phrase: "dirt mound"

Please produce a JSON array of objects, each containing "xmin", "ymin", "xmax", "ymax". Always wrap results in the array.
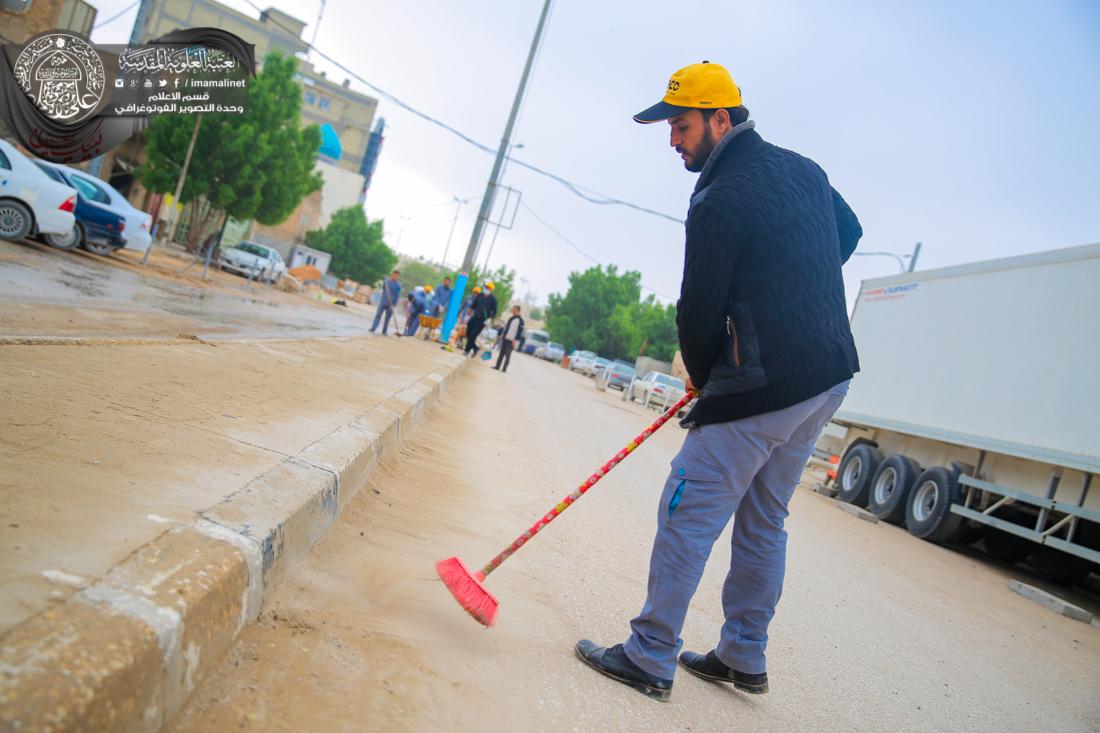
[{"xmin": 289, "ymin": 264, "xmax": 322, "ymax": 282}]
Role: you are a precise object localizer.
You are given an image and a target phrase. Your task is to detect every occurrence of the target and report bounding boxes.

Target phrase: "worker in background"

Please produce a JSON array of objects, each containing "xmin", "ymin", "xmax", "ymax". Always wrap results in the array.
[
  {"xmin": 433, "ymin": 276, "xmax": 454, "ymax": 318},
  {"xmin": 458, "ymin": 286, "xmax": 480, "ymax": 326},
  {"xmin": 406, "ymin": 286, "xmax": 428, "ymax": 337},
  {"xmin": 369, "ymin": 269, "xmax": 402, "ymax": 335},
  {"xmin": 493, "ymin": 305, "xmax": 525, "ymax": 373},
  {"xmin": 463, "ymin": 282, "xmax": 498, "ymax": 357}
]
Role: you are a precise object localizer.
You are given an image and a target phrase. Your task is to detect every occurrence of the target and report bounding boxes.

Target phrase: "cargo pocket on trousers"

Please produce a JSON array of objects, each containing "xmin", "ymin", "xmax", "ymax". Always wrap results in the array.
[{"xmin": 667, "ymin": 462, "xmax": 725, "ymax": 518}]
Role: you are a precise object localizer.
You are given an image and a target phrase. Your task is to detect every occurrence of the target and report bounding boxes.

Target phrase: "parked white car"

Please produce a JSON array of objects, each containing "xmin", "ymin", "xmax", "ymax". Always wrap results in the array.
[
  {"xmin": 220, "ymin": 241, "xmax": 286, "ymax": 283},
  {"xmin": 0, "ymin": 139, "xmax": 77, "ymax": 242},
  {"xmin": 60, "ymin": 167, "xmax": 152, "ymax": 253},
  {"xmin": 568, "ymin": 350, "xmax": 597, "ymax": 373},
  {"xmin": 622, "ymin": 371, "xmax": 687, "ymax": 411}
]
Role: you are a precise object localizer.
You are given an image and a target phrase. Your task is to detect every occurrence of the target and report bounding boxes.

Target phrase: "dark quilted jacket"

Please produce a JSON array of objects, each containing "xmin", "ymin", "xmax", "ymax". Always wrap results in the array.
[{"xmin": 678, "ymin": 125, "xmax": 862, "ymax": 426}]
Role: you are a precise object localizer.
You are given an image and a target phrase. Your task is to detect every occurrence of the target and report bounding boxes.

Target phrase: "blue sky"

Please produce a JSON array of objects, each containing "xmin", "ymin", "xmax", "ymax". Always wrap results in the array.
[{"xmin": 91, "ymin": 0, "xmax": 1100, "ymax": 308}]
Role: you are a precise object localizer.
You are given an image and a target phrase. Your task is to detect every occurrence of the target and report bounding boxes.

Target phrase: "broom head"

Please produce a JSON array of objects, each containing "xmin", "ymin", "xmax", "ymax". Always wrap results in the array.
[{"xmin": 436, "ymin": 556, "xmax": 499, "ymax": 627}]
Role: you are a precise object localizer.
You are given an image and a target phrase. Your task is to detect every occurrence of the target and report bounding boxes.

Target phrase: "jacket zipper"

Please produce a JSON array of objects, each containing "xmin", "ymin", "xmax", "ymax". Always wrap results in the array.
[{"xmin": 726, "ymin": 315, "xmax": 741, "ymax": 368}]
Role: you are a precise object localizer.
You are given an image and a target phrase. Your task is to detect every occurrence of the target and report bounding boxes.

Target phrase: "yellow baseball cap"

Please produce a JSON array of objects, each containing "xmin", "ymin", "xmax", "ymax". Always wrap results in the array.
[{"xmin": 634, "ymin": 61, "xmax": 742, "ymax": 124}]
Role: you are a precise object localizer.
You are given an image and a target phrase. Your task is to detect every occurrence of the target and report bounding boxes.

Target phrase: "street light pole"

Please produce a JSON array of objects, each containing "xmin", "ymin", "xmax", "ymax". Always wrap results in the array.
[
  {"xmin": 908, "ymin": 241, "xmax": 922, "ymax": 272},
  {"xmin": 144, "ymin": 114, "xmax": 201, "ymax": 265},
  {"xmin": 460, "ymin": 0, "xmax": 552, "ymax": 272}
]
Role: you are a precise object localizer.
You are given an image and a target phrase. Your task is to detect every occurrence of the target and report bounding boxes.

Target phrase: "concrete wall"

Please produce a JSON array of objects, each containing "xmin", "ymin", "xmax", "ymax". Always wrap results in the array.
[{"xmin": 316, "ymin": 159, "xmax": 365, "ymax": 229}]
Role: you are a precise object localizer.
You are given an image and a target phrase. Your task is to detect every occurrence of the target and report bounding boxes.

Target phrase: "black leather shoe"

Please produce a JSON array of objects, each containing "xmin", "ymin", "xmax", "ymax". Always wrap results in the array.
[
  {"xmin": 678, "ymin": 650, "xmax": 768, "ymax": 694},
  {"xmin": 574, "ymin": 640, "xmax": 672, "ymax": 702}
]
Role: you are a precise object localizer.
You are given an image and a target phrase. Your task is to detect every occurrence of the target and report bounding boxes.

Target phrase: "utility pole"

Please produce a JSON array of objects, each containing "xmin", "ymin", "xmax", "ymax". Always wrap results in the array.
[
  {"xmin": 144, "ymin": 114, "xmax": 201, "ymax": 264},
  {"xmin": 460, "ymin": 0, "xmax": 552, "ymax": 272}
]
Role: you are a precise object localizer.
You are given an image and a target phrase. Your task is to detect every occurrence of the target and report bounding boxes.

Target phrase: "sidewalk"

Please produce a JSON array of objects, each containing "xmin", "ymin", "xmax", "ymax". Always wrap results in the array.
[{"xmin": 0, "ymin": 334, "xmax": 468, "ymax": 732}]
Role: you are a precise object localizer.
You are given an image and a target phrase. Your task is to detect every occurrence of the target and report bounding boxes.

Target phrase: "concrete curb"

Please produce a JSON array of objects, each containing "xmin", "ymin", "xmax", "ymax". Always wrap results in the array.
[
  {"xmin": 0, "ymin": 357, "xmax": 469, "ymax": 732},
  {"xmin": 1007, "ymin": 580, "xmax": 1094, "ymax": 624},
  {"xmin": 833, "ymin": 500, "xmax": 881, "ymax": 524}
]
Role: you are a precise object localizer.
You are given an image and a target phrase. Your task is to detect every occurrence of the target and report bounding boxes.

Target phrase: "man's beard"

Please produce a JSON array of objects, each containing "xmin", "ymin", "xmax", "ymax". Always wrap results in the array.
[{"xmin": 683, "ymin": 125, "xmax": 717, "ymax": 173}]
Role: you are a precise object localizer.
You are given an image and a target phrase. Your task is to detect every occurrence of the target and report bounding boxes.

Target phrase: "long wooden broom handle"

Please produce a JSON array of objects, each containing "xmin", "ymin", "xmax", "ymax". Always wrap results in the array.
[{"xmin": 478, "ymin": 389, "xmax": 696, "ymax": 579}]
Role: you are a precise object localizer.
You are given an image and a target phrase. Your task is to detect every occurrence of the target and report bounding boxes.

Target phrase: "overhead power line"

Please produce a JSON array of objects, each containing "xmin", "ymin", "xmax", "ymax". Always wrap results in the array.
[
  {"xmin": 93, "ymin": 0, "xmax": 140, "ymax": 30},
  {"xmin": 520, "ymin": 201, "xmax": 677, "ymax": 301},
  {"xmin": 238, "ymin": 0, "xmax": 685, "ymax": 225}
]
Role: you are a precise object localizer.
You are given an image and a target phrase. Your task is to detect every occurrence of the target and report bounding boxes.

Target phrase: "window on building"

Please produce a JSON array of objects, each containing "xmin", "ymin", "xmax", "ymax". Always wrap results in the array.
[
  {"xmin": 306, "ymin": 255, "xmax": 317, "ymax": 266},
  {"xmin": 304, "ymin": 91, "xmax": 316, "ymax": 105},
  {"xmin": 319, "ymin": 97, "xmax": 330, "ymax": 111}
]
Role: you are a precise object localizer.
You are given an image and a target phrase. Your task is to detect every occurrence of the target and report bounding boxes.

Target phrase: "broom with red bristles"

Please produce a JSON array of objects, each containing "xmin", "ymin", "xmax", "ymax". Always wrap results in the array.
[{"xmin": 437, "ymin": 389, "xmax": 697, "ymax": 626}]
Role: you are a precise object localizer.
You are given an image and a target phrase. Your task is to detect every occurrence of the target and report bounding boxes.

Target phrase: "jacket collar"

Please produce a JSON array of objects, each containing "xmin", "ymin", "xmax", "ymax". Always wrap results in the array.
[{"xmin": 693, "ymin": 120, "xmax": 760, "ymax": 193}]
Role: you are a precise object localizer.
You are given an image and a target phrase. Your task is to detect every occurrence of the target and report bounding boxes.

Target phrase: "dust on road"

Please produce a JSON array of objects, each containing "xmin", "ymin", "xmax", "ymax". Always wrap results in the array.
[{"xmin": 168, "ymin": 357, "xmax": 1100, "ymax": 733}]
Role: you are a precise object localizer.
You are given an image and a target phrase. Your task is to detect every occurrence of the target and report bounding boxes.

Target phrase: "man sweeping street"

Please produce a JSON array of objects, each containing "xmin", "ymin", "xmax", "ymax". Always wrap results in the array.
[
  {"xmin": 574, "ymin": 61, "xmax": 863, "ymax": 701},
  {"xmin": 369, "ymin": 270, "xmax": 402, "ymax": 335}
]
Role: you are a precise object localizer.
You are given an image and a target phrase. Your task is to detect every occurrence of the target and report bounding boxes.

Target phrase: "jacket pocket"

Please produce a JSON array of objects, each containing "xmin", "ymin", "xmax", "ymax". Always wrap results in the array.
[{"xmin": 702, "ymin": 301, "xmax": 768, "ymax": 397}]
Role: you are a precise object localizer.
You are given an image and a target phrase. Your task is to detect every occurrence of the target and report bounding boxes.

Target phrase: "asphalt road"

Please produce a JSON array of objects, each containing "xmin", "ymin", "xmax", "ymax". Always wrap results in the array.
[
  {"xmin": 0, "ymin": 239, "xmax": 378, "ymax": 340},
  {"xmin": 167, "ymin": 353, "xmax": 1100, "ymax": 732}
]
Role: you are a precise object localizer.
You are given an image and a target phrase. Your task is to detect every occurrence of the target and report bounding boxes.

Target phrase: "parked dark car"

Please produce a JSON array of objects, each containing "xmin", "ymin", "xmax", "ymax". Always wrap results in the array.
[{"xmin": 34, "ymin": 162, "xmax": 126, "ymax": 255}]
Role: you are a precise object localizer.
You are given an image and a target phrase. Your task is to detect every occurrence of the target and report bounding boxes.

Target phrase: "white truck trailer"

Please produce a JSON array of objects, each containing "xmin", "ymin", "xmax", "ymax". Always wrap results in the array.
[{"xmin": 825, "ymin": 243, "xmax": 1100, "ymax": 584}]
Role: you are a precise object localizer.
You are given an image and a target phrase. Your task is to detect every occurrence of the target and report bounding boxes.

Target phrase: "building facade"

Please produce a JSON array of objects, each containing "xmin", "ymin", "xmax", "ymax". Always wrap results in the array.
[
  {"xmin": 129, "ymin": 0, "xmax": 377, "ymax": 176},
  {"xmin": 0, "ymin": 0, "xmax": 96, "ymax": 46},
  {"xmin": 102, "ymin": 0, "xmax": 380, "ymax": 257}
]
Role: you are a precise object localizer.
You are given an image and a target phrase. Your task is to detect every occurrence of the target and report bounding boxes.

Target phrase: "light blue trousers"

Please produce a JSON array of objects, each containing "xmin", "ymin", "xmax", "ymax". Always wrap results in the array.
[{"xmin": 623, "ymin": 382, "xmax": 849, "ymax": 680}]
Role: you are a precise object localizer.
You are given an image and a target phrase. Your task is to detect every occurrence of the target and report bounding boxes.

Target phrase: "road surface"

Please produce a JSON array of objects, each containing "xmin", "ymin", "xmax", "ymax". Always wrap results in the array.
[
  {"xmin": 167, "ymin": 354, "xmax": 1100, "ymax": 732},
  {"xmin": 0, "ymin": 239, "xmax": 377, "ymax": 340}
]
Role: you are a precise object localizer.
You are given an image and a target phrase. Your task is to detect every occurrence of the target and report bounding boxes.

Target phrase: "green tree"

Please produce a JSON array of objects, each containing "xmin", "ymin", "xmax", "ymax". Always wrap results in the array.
[
  {"xmin": 395, "ymin": 258, "xmax": 448, "ymax": 291},
  {"xmin": 546, "ymin": 265, "xmax": 641, "ymax": 357},
  {"xmin": 546, "ymin": 265, "xmax": 679, "ymax": 360},
  {"xmin": 466, "ymin": 263, "xmax": 516, "ymax": 315},
  {"xmin": 631, "ymin": 297, "xmax": 679, "ymax": 361},
  {"xmin": 528, "ymin": 306, "xmax": 544, "ymax": 321},
  {"xmin": 139, "ymin": 52, "xmax": 323, "ymax": 250},
  {"xmin": 305, "ymin": 206, "xmax": 396, "ymax": 284}
]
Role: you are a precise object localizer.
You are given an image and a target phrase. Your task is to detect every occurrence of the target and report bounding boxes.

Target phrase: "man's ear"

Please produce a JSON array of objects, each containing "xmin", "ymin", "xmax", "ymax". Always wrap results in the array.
[{"xmin": 713, "ymin": 108, "xmax": 731, "ymax": 133}]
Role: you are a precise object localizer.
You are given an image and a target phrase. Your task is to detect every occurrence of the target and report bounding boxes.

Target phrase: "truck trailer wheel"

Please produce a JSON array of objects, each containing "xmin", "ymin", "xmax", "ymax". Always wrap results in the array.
[
  {"xmin": 1027, "ymin": 546, "xmax": 1096, "ymax": 585},
  {"xmin": 905, "ymin": 466, "xmax": 964, "ymax": 542},
  {"xmin": 867, "ymin": 454, "xmax": 921, "ymax": 523},
  {"xmin": 835, "ymin": 443, "xmax": 882, "ymax": 507}
]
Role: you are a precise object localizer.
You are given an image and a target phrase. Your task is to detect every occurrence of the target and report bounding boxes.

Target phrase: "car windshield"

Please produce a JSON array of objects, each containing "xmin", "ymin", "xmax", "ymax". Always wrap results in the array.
[
  {"xmin": 655, "ymin": 374, "xmax": 685, "ymax": 389},
  {"xmin": 594, "ymin": 358, "xmax": 610, "ymax": 366},
  {"xmin": 612, "ymin": 364, "xmax": 635, "ymax": 375},
  {"xmin": 235, "ymin": 243, "xmax": 270, "ymax": 258},
  {"xmin": 575, "ymin": 351, "xmax": 595, "ymax": 360},
  {"xmin": 549, "ymin": 343, "xmax": 564, "ymax": 351}
]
